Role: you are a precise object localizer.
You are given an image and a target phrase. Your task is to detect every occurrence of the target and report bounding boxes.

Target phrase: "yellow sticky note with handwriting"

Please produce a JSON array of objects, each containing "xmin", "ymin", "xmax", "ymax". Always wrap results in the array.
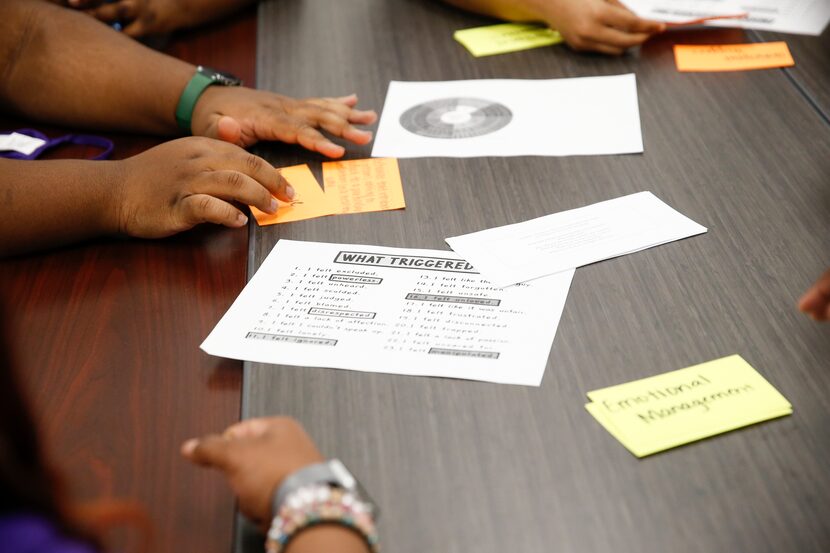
[
  {"xmin": 322, "ymin": 158, "xmax": 405, "ymax": 215},
  {"xmin": 251, "ymin": 164, "xmax": 336, "ymax": 226},
  {"xmin": 674, "ymin": 42, "xmax": 794, "ymax": 72},
  {"xmin": 585, "ymin": 355, "xmax": 791, "ymax": 457},
  {"xmin": 453, "ymin": 23, "xmax": 563, "ymax": 58}
]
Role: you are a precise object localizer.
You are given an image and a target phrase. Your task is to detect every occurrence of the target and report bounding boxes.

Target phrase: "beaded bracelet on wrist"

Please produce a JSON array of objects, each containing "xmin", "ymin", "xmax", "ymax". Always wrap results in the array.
[{"xmin": 265, "ymin": 484, "xmax": 379, "ymax": 553}]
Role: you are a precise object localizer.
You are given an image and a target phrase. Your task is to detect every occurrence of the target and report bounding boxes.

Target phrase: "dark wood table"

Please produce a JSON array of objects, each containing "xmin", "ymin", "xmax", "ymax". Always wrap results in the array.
[
  {"xmin": 757, "ymin": 27, "xmax": 830, "ymax": 119},
  {"xmin": 241, "ymin": 2, "xmax": 830, "ymax": 552},
  {"xmin": 0, "ymin": 8, "xmax": 256, "ymax": 553}
]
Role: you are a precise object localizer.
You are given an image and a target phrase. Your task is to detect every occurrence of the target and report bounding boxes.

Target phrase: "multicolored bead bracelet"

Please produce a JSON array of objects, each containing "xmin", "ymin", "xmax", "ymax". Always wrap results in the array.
[{"xmin": 265, "ymin": 484, "xmax": 379, "ymax": 553}]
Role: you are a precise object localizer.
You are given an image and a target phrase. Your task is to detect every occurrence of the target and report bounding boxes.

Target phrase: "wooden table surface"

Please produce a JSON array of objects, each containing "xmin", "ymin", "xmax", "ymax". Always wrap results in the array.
[
  {"xmin": 242, "ymin": 2, "xmax": 830, "ymax": 553},
  {"xmin": 758, "ymin": 27, "xmax": 830, "ymax": 119},
  {"xmin": 0, "ymin": 8, "xmax": 256, "ymax": 553},
  {"xmin": 2, "ymin": 3, "xmax": 828, "ymax": 553}
]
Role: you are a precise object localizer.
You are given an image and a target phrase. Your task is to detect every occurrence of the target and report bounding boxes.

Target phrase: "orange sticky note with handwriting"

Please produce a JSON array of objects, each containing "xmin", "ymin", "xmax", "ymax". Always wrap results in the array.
[
  {"xmin": 674, "ymin": 42, "xmax": 794, "ymax": 72},
  {"xmin": 322, "ymin": 158, "xmax": 405, "ymax": 215},
  {"xmin": 251, "ymin": 164, "xmax": 336, "ymax": 226}
]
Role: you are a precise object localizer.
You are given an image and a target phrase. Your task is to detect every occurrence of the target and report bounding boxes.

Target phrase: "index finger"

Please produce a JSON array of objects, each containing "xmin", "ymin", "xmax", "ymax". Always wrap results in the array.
[
  {"xmin": 181, "ymin": 434, "xmax": 232, "ymax": 468},
  {"xmin": 224, "ymin": 151, "xmax": 293, "ymax": 203},
  {"xmin": 223, "ymin": 418, "xmax": 273, "ymax": 440},
  {"xmin": 604, "ymin": 2, "xmax": 666, "ymax": 34}
]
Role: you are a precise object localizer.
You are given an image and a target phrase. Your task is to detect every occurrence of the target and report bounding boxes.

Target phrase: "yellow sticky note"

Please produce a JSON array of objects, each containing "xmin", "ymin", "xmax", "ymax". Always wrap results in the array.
[
  {"xmin": 453, "ymin": 23, "xmax": 563, "ymax": 58},
  {"xmin": 251, "ymin": 164, "xmax": 336, "ymax": 226},
  {"xmin": 322, "ymin": 158, "xmax": 405, "ymax": 215},
  {"xmin": 674, "ymin": 42, "xmax": 794, "ymax": 72},
  {"xmin": 586, "ymin": 355, "xmax": 792, "ymax": 457}
]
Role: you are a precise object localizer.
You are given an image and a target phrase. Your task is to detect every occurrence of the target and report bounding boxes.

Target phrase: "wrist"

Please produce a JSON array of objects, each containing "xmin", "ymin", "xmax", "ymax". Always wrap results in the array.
[
  {"xmin": 189, "ymin": 85, "xmax": 224, "ymax": 137},
  {"xmin": 266, "ymin": 484, "xmax": 378, "ymax": 553},
  {"xmin": 284, "ymin": 525, "xmax": 372, "ymax": 553},
  {"xmin": 95, "ymin": 159, "xmax": 129, "ymax": 237},
  {"xmin": 266, "ymin": 460, "xmax": 379, "ymax": 553},
  {"xmin": 176, "ymin": 67, "xmax": 242, "ymax": 134}
]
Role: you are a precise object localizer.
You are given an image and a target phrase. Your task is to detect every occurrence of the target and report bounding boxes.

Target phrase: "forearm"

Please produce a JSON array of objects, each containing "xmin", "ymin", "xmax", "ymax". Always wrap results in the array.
[
  {"xmin": 0, "ymin": 0, "xmax": 193, "ymax": 135},
  {"xmin": 0, "ymin": 158, "xmax": 120, "ymax": 257},
  {"xmin": 441, "ymin": 0, "xmax": 549, "ymax": 21}
]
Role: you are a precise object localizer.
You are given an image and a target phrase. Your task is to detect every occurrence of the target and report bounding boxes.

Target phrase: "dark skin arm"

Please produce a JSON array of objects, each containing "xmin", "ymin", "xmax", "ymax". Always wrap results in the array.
[
  {"xmin": 1, "ymin": 0, "xmax": 190, "ymax": 135},
  {"xmin": 0, "ymin": 0, "xmax": 376, "ymax": 152},
  {"xmin": 0, "ymin": 139, "xmax": 292, "ymax": 257},
  {"xmin": 0, "ymin": 0, "xmax": 376, "ymax": 256},
  {"xmin": 61, "ymin": 0, "xmax": 258, "ymax": 37}
]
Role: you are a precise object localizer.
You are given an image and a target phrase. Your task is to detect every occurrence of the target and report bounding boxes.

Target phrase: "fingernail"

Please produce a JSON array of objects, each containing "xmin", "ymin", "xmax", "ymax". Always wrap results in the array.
[
  {"xmin": 269, "ymin": 198, "xmax": 278, "ymax": 213},
  {"xmin": 237, "ymin": 213, "xmax": 248, "ymax": 226},
  {"xmin": 286, "ymin": 185, "xmax": 295, "ymax": 199},
  {"xmin": 181, "ymin": 439, "xmax": 198, "ymax": 456}
]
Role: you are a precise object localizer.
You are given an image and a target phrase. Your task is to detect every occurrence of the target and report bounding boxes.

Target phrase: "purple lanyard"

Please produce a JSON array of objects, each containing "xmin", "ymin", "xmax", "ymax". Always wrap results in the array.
[{"xmin": 0, "ymin": 128, "xmax": 114, "ymax": 160}]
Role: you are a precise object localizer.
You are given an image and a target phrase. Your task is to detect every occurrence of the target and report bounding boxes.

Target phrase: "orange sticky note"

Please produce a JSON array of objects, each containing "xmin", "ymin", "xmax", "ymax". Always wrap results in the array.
[
  {"xmin": 251, "ymin": 164, "xmax": 336, "ymax": 226},
  {"xmin": 322, "ymin": 158, "xmax": 405, "ymax": 215},
  {"xmin": 674, "ymin": 42, "xmax": 794, "ymax": 72}
]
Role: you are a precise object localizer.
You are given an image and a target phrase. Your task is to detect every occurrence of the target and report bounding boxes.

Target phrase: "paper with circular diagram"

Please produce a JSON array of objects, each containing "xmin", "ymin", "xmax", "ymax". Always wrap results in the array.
[
  {"xmin": 398, "ymin": 97, "xmax": 513, "ymax": 139},
  {"xmin": 371, "ymin": 74, "xmax": 644, "ymax": 158}
]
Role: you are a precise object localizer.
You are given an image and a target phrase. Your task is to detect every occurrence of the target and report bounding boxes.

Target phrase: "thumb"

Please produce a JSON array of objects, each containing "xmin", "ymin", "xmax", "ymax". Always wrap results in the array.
[
  {"xmin": 181, "ymin": 435, "xmax": 232, "ymax": 468},
  {"xmin": 216, "ymin": 116, "xmax": 243, "ymax": 145}
]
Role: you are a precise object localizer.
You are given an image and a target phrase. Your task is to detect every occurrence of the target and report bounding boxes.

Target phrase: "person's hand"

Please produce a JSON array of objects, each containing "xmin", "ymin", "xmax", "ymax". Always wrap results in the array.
[
  {"xmin": 113, "ymin": 137, "xmax": 292, "ymax": 237},
  {"xmin": 192, "ymin": 88, "xmax": 378, "ymax": 158},
  {"xmin": 59, "ymin": 0, "xmax": 187, "ymax": 37},
  {"xmin": 798, "ymin": 269, "xmax": 830, "ymax": 321},
  {"xmin": 181, "ymin": 417, "xmax": 324, "ymax": 529},
  {"xmin": 540, "ymin": 0, "xmax": 665, "ymax": 55}
]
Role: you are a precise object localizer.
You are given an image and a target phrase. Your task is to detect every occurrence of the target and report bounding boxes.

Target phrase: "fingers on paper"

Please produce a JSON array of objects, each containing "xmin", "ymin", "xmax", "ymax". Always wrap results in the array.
[
  {"xmin": 566, "ymin": 2, "xmax": 663, "ymax": 53},
  {"xmin": 606, "ymin": 1, "xmax": 666, "ymax": 33},
  {"xmin": 179, "ymin": 194, "xmax": 248, "ymax": 229},
  {"xmin": 215, "ymin": 151, "xmax": 291, "ymax": 209},
  {"xmin": 595, "ymin": 26, "xmax": 653, "ymax": 50},
  {"xmin": 201, "ymin": 170, "xmax": 277, "ymax": 214}
]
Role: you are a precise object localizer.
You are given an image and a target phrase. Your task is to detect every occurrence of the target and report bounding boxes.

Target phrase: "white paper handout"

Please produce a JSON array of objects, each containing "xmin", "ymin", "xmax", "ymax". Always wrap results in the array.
[
  {"xmin": 626, "ymin": 0, "xmax": 830, "ymax": 35},
  {"xmin": 623, "ymin": 0, "xmax": 747, "ymax": 24},
  {"xmin": 709, "ymin": 0, "xmax": 830, "ymax": 34},
  {"xmin": 201, "ymin": 240, "xmax": 574, "ymax": 386},
  {"xmin": 370, "ymin": 75, "xmax": 643, "ymax": 158},
  {"xmin": 446, "ymin": 192, "xmax": 706, "ymax": 288}
]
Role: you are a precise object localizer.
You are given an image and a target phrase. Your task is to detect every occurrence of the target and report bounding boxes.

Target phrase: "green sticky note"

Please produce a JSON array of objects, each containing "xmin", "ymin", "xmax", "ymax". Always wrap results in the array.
[
  {"xmin": 585, "ymin": 355, "xmax": 792, "ymax": 457},
  {"xmin": 453, "ymin": 23, "xmax": 563, "ymax": 58}
]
